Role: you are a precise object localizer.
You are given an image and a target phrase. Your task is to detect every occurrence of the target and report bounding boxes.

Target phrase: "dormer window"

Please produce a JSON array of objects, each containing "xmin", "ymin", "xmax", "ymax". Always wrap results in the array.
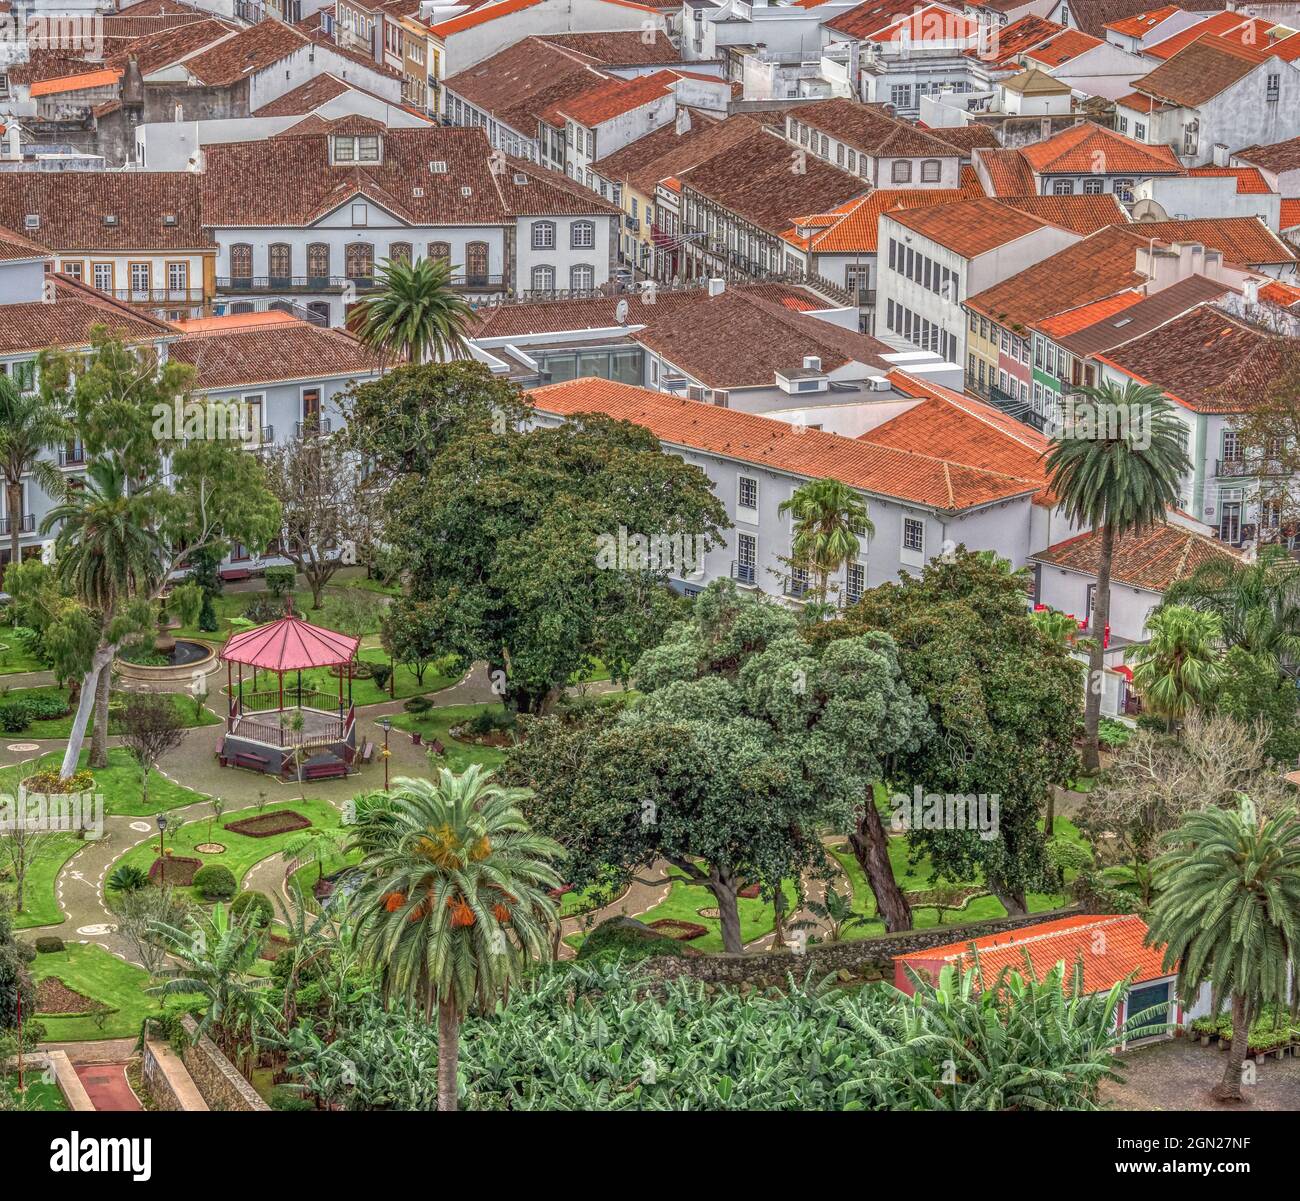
[{"xmin": 332, "ymin": 133, "xmax": 381, "ymax": 164}]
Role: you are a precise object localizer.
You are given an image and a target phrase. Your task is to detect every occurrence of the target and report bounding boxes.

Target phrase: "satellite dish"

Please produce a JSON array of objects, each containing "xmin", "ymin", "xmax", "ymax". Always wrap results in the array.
[
  {"xmin": 615, "ymin": 298, "xmax": 629, "ymax": 324},
  {"xmin": 1129, "ymin": 198, "xmax": 1169, "ymax": 222}
]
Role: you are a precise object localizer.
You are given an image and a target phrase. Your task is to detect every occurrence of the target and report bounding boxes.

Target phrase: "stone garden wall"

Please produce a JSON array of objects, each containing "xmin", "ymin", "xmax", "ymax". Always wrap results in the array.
[
  {"xmin": 142, "ymin": 1037, "xmax": 208, "ymax": 1111},
  {"xmin": 177, "ymin": 1016, "xmax": 268, "ymax": 1111},
  {"xmin": 636, "ymin": 905, "xmax": 1083, "ymax": 988}
]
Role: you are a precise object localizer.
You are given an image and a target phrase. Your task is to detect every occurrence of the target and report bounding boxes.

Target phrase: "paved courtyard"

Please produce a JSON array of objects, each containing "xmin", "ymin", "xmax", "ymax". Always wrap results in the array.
[{"xmin": 1103, "ymin": 1037, "xmax": 1300, "ymax": 1110}]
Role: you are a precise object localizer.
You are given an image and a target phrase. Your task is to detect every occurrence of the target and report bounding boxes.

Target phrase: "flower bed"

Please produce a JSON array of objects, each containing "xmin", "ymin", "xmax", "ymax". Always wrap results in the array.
[
  {"xmin": 36, "ymin": 977, "xmax": 96, "ymax": 1015},
  {"xmin": 149, "ymin": 855, "xmax": 203, "ymax": 886},
  {"xmin": 647, "ymin": 918, "xmax": 708, "ymax": 941},
  {"xmin": 738, "ymin": 882, "xmax": 761, "ymax": 899},
  {"xmin": 225, "ymin": 811, "xmax": 311, "ymax": 838}
]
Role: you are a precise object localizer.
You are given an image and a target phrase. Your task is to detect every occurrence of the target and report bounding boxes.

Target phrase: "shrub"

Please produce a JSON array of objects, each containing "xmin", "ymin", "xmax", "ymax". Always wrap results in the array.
[
  {"xmin": 269, "ymin": 1086, "xmax": 314, "ymax": 1112},
  {"xmin": 1046, "ymin": 837, "xmax": 1093, "ymax": 876},
  {"xmin": 576, "ymin": 917, "xmax": 689, "ymax": 964},
  {"xmin": 243, "ymin": 595, "xmax": 294, "ymax": 625},
  {"xmin": 1097, "ymin": 718, "xmax": 1133, "ymax": 749},
  {"xmin": 107, "ymin": 864, "xmax": 150, "ymax": 893},
  {"xmin": 231, "ymin": 890, "xmax": 274, "ymax": 928},
  {"xmin": 33, "ymin": 936, "xmax": 65, "ymax": 953},
  {"xmin": 0, "ymin": 699, "xmax": 32, "ymax": 732},
  {"xmin": 263, "ymin": 566, "xmax": 296, "ymax": 599},
  {"xmin": 403, "ymin": 695, "xmax": 432, "ymax": 715},
  {"xmin": 192, "ymin": 863, "xmax": 237, "ymax": 901},
  {"xmin": 23, "ymin": 768, "xmax": 94, "ymax": 795},
  {"xmin": 369, "ymin": 663, "xmax": 392, "ymax": 693}
]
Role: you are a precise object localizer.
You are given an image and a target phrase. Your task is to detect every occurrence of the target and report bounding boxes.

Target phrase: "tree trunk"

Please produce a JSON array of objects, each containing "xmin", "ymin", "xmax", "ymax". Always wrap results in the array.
[
  {"xmin": 1081, "ymin": 522, "xmax": 1115, "ymax": 773},
  {"xmin": 60, "ymin": 646, "xmax": 113, "ymax": 779},
  {"xmin": 772, "ymin": 886, "xmax": 787, "ymax": 949},
  {"xmin": 437, "ymin": 999, "xmax": 459, "ymax": 1112},
  {"xmin": 1215, "ymin": 994, "xmax": 1250, "ymax": 1102},
  {"xmin": 849, "ymin": 797, "xmax": 912, "ymax": 932},
  {"xmin": 989, "ymin": 883, "xmax": 1027, "ymax": 916},
  {"xmin": 89, "ymin": 661, "xmax": 112, "ymax": 769},
  {"xmin": 710, "ymin": 872, "xmax": 744, "ymax": 954},
  {"xmin": 5, "ymin": 478, "xmax": 21, "ymax": 575},
  {"xmin": 1044, "ymin": 788, "xmax": 1056, "ymax": 841}
]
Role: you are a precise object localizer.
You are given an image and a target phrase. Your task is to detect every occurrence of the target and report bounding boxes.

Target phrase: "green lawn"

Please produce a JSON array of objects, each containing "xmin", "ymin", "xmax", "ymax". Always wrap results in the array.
[
  {"xmin": 106, "ymin": 796, "xmax": 345, "ymax": 907},
  {"xmin": 4, "ymin": 1073, "xmax": 69, "ymax": 1111},
  {"xmin": 0, "ymin": 686, "xmax": 217, "ymax": 738},
  {"xmin": 0, "ymin": 632, "xmax": 44, "ymax": 675},
  {"xmin": 5, "ymin": 833, "xmax": 81, "ymax": 930},
  {"xmin": 386, "ymin": 703, "xmax": 513, "ymax": 772},
  {"xmin": 28, "ymin": 943, "xmax": 163, "ymax": 1041},
  {"xmin": 172, "ymin": 576, "xmax": 395, "ymax": 644},
  {"xmin": 4, "ymin": 747, "xmax": 210, "ymax": 818}
]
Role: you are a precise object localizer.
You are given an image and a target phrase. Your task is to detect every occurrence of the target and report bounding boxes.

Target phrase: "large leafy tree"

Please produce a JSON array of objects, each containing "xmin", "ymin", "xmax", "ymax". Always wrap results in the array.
[
  {"xmin": 380, "ymin": 405, "xmax": 727, "ymax": 713},
  {"xmin": 778, "ymin": 477, "xmax": 871, "ymax": 606},
  {"xmin": 346, "ymin": 766, "xmax": 565, "ymax": 1112},
  {"xmin": 812, "ymin": 550, "xmax": 1081, "ymax": 916},
  {"xmin": 1045, "ymin": 383, "xmax": 1190, "ymax": 771},
  {"xmin": 346, "ymin": 255, "xmax": 475, "ymax": 365},
  {"xmin": 0, "ymin": 374, "xmax": 66, "ymax": 577},
  {"xmin": 505, "ymin": 580, "xmax": 929, "ymax": 943},
  {"xmin": 1146, "ymin": 799, "xmax": 1300, "ymax": 1102},
  {"xmin": 1125, "ymin": 603, "xmax": 1222, "ymax": 732}
]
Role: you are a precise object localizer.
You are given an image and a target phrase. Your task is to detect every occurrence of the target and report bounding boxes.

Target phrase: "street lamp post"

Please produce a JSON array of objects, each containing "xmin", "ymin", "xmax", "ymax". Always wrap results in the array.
[
  {"xmin": 379, "ymin": 716, "xmax": 391, "ymax": 790},
  {"xmin": 156, "ymin": 814, "xmax": 168, "ymax": 869}
]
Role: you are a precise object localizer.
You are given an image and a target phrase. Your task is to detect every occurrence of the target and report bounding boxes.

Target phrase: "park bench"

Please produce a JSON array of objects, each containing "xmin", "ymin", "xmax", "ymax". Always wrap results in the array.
[
  {"xmin": 302, "ymin": 760, "xmax": 348, "ymax": 781},
  {"xmin": 220, "ymin": 567, "xmax": 253, "ymax": 582},
  {"xmin": 234, "ymin": 750, "xmax": 270, "ymax": 770}
]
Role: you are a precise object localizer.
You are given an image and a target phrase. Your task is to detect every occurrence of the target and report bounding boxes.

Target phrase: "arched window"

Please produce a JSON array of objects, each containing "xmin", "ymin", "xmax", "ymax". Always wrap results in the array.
[
  {"xmin": 530, "ymin": 220, "xmax": 555, "ymax": 250},
  {"xmin": 570, "ymin": 264, "xmax": 594, "ymax": 292},
  {"xmin": 268, "ymin": 243, "xmax": 292, "ymax": 283},
  {"xmin": 531, "ymin": 265, "xmax": 555, "ymax": 293},
  {"xmin": 427, "ymin": 240, "xmax": 451, "ymax": 263},
  {"xmin": 306, "ymin": 242, "xmax": 330, "ymax": 282},
  {"xmin": 229, "ymin": 243, "xmax": 253, "ymax": 282},
  {"xmin": 345, "ymin": 242, "xmax": 374, "ymax": 282},
  {"xmin": 570, "ymin": 220, "xmax": 595, "ymax": 249},
  {"xmin": 388, "ymin": 241, "xmax": 412, "ymax": 263},
  {"xmin": 465, "ymin": 241, "xmax": 489, "ymax": 286}
]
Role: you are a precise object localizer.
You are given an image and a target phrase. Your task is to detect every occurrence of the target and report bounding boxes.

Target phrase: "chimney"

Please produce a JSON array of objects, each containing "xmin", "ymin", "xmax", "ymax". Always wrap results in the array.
[
  {"xmin": 1244, "ymin": 278, "xmax": 1260, "ymax": 305},
  {"xmin": 1212, "ymin": 142, "xmax": 1229, "ymax": 167},
  {"xmin": 803, "ymin": 354, "xmax": 821, "ymax": 371},
  {"xmin": 5, "ymin": 124, "xmax": 19, "ymax": 161},
  {"xmin": 707, "ymin": 277, "xmax": 725, "ymax": 297}
]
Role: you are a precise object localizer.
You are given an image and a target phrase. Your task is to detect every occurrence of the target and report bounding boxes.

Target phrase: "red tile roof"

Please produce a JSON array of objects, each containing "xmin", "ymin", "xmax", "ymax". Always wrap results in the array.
[
  {"xmin": 1026, "ymin": 29, "xmax": 1103, "ymax": 66},
  {"xmin": 1000, "ymin": 193, "xmax": 1128, "ymax": 234},
  {"xmin": 0, "ymin": 275, "xmax": 174, "ymax": 356},
  {"xmin": 884, "ymin": 197, "xmax": 1049, "ymax": 258},
  {"xmin": 1133, "ymin": 35, "xmax": 1268, "ymax": 106},
  {"xmin": 1185, "ymin": 165, "xmax": 1274, "ymax": 195},
  {"xmin": 29, "ymin": 67, "xmax": 122, "ymax": 97},
  {"xmin": 1097, "ymin": 304, "xmax": 1295, "ymax": 414},
  {"xmin": 969, "ymin": 14, "xmax": 1062, "ymax": 66},
  {"xmin": 895, "ymin": 914, "xmax": 1172, "ymax": 995},
  {"xmin": 1129, "ymin": 217, "xmax": 1295, "ymax": 266},
  {"xmin": 1280, "ymin": 198, "xmax": 1300, "ymax": 230},
  {"xmin": 785, "ymin": 98, "xmax": 959, "ymax": 159},
  {"xmin": 169, "ymin": 319, "xmax": 381, "ymax": 389},
  {"xmin": 180, "ymin": 19, "xmax": 306, "ymax": 86},
  {"xmin": 0, "ymin": 224, "xmax": 50, "ymax": 262},
  {"xmin": 1144, "ymin": 10, "xmax": 1250, "ymax": 59},
  {"xmin": 1036, "ymin": 288, "xmax": 1143, "ymax": 336},
  {"xmin": 595, "ymin": 113, "xmax": 764, "ymax": 197},
  {"xmin": 823, "ymin": 0, "xmax": 924, "ymax": 38},
  {"xmin": 1031, "ymin": 521, "xmax": 1241, "ymax": 591},
  {"xmin": 865, "ymin": 5, "xmax": 979, "ymax": 44},
  {"xmin": 1104, "ymin": 5, "xmax": 1180, "ymax": 37},
  {"xmin": 430, "ymin": 0, "xmax": 543, "ymax": 36},
  {"xmin": 529, "ymin": 377, "xmax": 1041, "ymax": 510},
  {"xmin": 976, "ymin": 147, "xmax": 1037, "ymax": 196},
  {"xmin": 546, "ymin": 70, "xmax": 676, "ymax": 127},
  {"xmin": 1259, "ymin": 279, "xmax": 1300, "ymax": 309},
  {"xmin": 1237, "ymin": 134, "xmax": 1300, "ymax": 175},
  {"xmin": 1020, "ymin": 121, "xmax": 1183, "ymax": 175}
]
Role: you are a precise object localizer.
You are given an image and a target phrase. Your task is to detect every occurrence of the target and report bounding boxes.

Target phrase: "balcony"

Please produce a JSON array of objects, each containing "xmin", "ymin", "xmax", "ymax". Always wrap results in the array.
[
  {"xmin": 109, "ymin": 288, "xmax": 205, "ymax": 307},
  {"xmin": 245, "ymin": 425, "xmax": 275, "ymax": 448},
  {"xmin": 1217, "ymin": 457, "xmax": 1286, "ymax": 478},
  {"xmin": 625, "ymin": 215, "xmax": 641, "ymax": 232},
  {"xmin": 731, "ymin": 559, "xmax": 756, "ymax": 586},
  {"xmin": 217, "ymin": 273, "xmax": 506, "ymax": 294},
  {"xmin": 783, "ymin": 573, "xmax": 811, "ymax": 600},
  {"xmin": 58, "ymin": 445, "xmax": 85, "ymax": 467},
  {"xmin": 295, "ymin": 418, "xmax": 332, "ymax": 438},
  {"xmin": 0, "ymin": 515, "xmax": 35, "ymax": 535}
]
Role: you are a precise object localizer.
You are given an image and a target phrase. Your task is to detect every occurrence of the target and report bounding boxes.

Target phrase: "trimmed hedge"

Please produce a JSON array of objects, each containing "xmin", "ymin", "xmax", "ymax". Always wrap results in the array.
[
  {"xmin": 192, "ymin": 863, "xmax": 237, "ymax": 901},
  {"xmin": 231, "ymin": 890, "xmax": 274, "ymax": 927}
]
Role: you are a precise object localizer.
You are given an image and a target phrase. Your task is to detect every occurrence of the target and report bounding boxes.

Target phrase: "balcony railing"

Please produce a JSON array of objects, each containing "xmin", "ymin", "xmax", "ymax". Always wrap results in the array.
[
  {"xmin": 731, "ymin": 560, "xmax": 756, "ymax": 586},
  {"xmin": 245, "ymin": 425, "xmax": 275, "ymax": 447},
  {"xmin": 0, "ymin": 515, "xmax": 35, "ymax": 534},
  {"xmin": 217, "ymin": 273, "xmax": 506, "ymax": 294},
  {"xmin": 295, "ymin": 418, "xmax": 332, "ymax": 437},
  {"xmin": 783, "ymin": 573, "xmax": 811, "ymax": 600},
  {"xmin": 1217, "ymin": 458, "xmax": 1287, "ymax": 478},
  {"xmin": 109, "ymin": 288, "xmax": 205, "ymax": 306},
  {"xmin": 58, "ymin": 445, "xmax": 85, "ymax": 467}
]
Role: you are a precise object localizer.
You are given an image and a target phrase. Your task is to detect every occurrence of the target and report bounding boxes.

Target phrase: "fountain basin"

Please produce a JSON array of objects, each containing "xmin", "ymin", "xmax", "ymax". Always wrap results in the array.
[{"xmin": 115, "ymin": 638, "xmax": 221, "ymax": 686}]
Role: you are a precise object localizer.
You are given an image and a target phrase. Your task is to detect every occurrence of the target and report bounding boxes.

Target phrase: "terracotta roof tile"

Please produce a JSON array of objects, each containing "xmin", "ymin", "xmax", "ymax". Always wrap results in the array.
[
  {"xmin": 1280, "ymin": 198, "xmax": 1300, "ymax": 230},
  {"xmin": 921, "ymin": 124, "xmax": 1002, "ymax": 155},
  {"xmin": 1031, "ymin": 522, "xmax": 1241, "ymax": 590},
  {"xmin": 896, "ymin": 914, "xmax": 1172, "ymax": 994},
  {"xmin": 1000, "ymin": 192, "xmax": 1128, "ymax": 234},
  {"xmin": 976, "ymin": 147, "xmax": 1037, "ymax": 196},
  {"xmin": 1104, "ymin": 5, "xmax": 1181, "ymax": 37},
  {"xmin": 1185, "ymin": 165, "xmax": 1273, "ymax": 195},
  {"xmin": 0, "ymin": 223, "xmax": 50, "ymax": 262},
  {"xmin": 1025, "ymin": 29, "xmax": 1103, "ymax": 66},
  {"xmin": 1134, "ymin": 35, "xmax": 1268, "ymax": 106},
  {"xmin": 0, "ymin": 275, "xmax": 174, "ymax": 356},
  {"xmin": 529, "ymin": 377, "xmax": 1040, "ymax": 510},
  {"xmin": 594, "ymin": 112, "xmax": 762, "ymax": 196},
  {"xmin": 1040, "ymin": 0, "xmax": 1219, "ymax": 38},
  {"xmin": 1097, "ymin": 305, "xmax": 1294, "ymax": 414},
  {"xmin": 169, "ymin": 319, "xmax": 382, "ymax": 390},
  {"xmin": 884, "ymin": 197, "xmax": 1049, "ymax": 258},
  {"xmin": 546, "ymin": 70, "xmax": 676, "ymax": 126},
  {"xmin": 180, "ymin": 20, "xmax": 308, "ymax": 86},
  {"xmin": 1129, "ymin": 217, "xmax": 1295, "ymax": 266},
  {"xmin": 1236, "ymin": 135, "xmax": 1300, "ymax": 175},
  {"xmin": 29, "ymin": 68, "xmax": 122, "ymax": 97},
  {"xmin": 824, "ymin": 0, "xmax": 926, "ymax": 38},
  {"xmin": 1053, "ymin": 275, "xmax": 1234, "ymax": 357},
  {"xmin": 537, "ymin": 31, "xmax": 684, "ymax": 63},
  {"xmin": 252, "ymin": 73, "xmax": 351, "ymax": 116},
  {"xmin": 785, "ymin": 98, "xmax": 960, "ymax": 159},
  {"xmin": 105, "ymin": 18, "xmax": 238, "ymax": 76},
  {"xmin": 1259, "ymin": 279, "xmax": 1300, "ymax": 308},
  {"xmin": 968, "ymin": 14, "xmax": 1061, "ymax": 66},
  {"xmin": 0, "ymin": 172, "xmax": 210, "ymax": 250},
  {"xmin": 864, "ymin": 5, "xmax": 979, "ymax": 43},
  {"xmin": 1019, "ymin": 121, "xmax": 1183, "ymax": 175}
]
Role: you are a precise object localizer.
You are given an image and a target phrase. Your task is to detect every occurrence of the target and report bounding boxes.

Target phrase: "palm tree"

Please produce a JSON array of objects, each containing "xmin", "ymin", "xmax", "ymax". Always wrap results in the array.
[
  {"xmin": 40, "ymin": 456, "xmax": 164, "ymax": 776},
  {"xmin": 283, "ymin": 825, "xmax": 346, "ymax": 885},
  {"xmin": 1163, "ymin": 544, "xmax": 1300, "ymax": 668},
  {"xmin": 1126, "ymin": 604, "xmax": 1223, "ymax": 732},
  {"xmin": 1045, "ymin": 382, "xmax": 1190, "ymax": 771},
  {"xmin": 273, "ymin": 880, "xmax": 337, "ymax": 1032},
  {"xmin": 347, "ymin": 766, "xmax": 565, "ymax": 1111},
  {"xmin": 1031, "ymin": 607, "xmax": 1084, "ymax": 647},
  {"xmin": 346, "ymin": 255, "xmax": 475, "ymax": 365},
  {"xmin": 778, "ymin": 478, "xmax": 873, "ymax": 607},
  {"xmin": 1146, "ymin": 799, "xmax": 1300, "ymax": 1102},
  {"xmin": 0, "ymin": 375, "xmax": 66, "ymax": 579},
  {"xmin": 148, "ymin": 901, "xmax": 277, "ymax": 1061}
]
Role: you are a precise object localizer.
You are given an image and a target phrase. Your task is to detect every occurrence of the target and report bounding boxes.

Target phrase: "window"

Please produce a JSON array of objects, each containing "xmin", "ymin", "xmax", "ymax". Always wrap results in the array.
[
  {"xmin": 531, "ymin": 265, "xmax": 555, "ymax": 292},
  {"xmin": 739, "ymin": 476, "xmax": 758, "ymax": 510},
  {"xmin": 921, "ymin": 160, "xmax": 940, "ymax": 183},
  {"xmin": 891, "ymin": 160, "xmax": 912, "ymax": 184},
  {"xmin": 1117, "ymin": 115, "xmax": 1128, "ymax": 134},
  {"xmin": 1267, "ymin": 73, "xmax": 1280, "ymax": 101},
  {"xmin": 388, "ymin": 241, "xmax": 412, "ymax": 263},
  {"xmin": 1083, "ymin": 177, "xmax": 1103, "ymax": 194},
  {"xmin": 426, "ymin": 240, "xmax": 450, "ymax": 264},
  {"xmin": 1134, "ymin": 122, "xmax": 1146, "ymax": 141},
  {"xmin": 307, "ymin": 242, "xmax": 330, "ymax": 280},
  {"xmin": 167, "ymin": 262, "xmax": 188, "ymax": 293},
  {"xmin": 890, "ymin": 84, "xmax": 911, "ymax": 108},
  {"xmin": 358, "ymin": 135, "xmax": 380, "ymax": 162},
  {"xmin": 1114, "ymin": 178, "xmax": 1134, "ymax": 202},
  {"xmin": 902, "ymin": 518, "xmax": 924, "ymax": 554},
  {"xmin": 268, "ymin": 243, "xmax": 291, "ymax": 282},
  {"xmin": 229, "ymin": 244, "xmax": 253, "ymax": 280},
  {"xmin": 351, "ymin": 202, "xmax": 368, "ymax": 226},
  {"xmin": 1052, "ymin": 179, "xmax": 1074, "ymax": 195},
  {"xmin": 61, "ymin": 260, "xmax": 83, "ymax": 281},
  {"xmin": 92, "ymin": 262, "xmax": 113, "ymax": 291},
  {"xmin": 571, "ymin": 220, "xmax": 595, "ymax": 249},
  {"xmin": 734, "ymin": 533, "xmax": 757, "ymax": 584},
  {"xmin": 130, "ymin": 262, "xmax": 150, "ymax": 295},
  {"xmin": 570, "ymin": 263, "xmax": 594, "ymax": 291},
  {"xmin": 345, "ymin": 242, "xmax": 374, "ymax": 281},
  {"xmin": 846, "ymin": 562, "xmax": 865, "ymax": 605},
  {"xmin": 465, "ymin": 241, "xmax": 489, "ymax": 284},
  {"xmin": 531, "ymin": 221, "xmax": 555, "ymax": 250}
]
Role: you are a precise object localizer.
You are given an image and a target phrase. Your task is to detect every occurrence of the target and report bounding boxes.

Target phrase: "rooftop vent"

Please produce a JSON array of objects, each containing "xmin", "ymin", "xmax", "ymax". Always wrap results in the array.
[
  {"xmin": 413, "ymin": 186, "xmax": 424, "ymax": 197},
  {"xmin": 513, "ymin": 172, "xmax": 528, "ymax": 185},
  {"xmin": 803, "ymin": 354, "xmax": 821, "ymax": 372},
  {"xmin": 429, "ymin": 160, "xmax": 447, "ymax": 174},
  {"xmin": 162, "ymin": 213, "xmax": 177, "ymax": 226},
  {"xmin": 460, "ymin": 186, "xmax": 472, "ymax": 197},
  {"xmin": 24, "ymin": 214, "xmax": 39, "ymax": 229},
  {"xmin": 103, "ymin": 214, "xmax": 118, "ymax": 226}
]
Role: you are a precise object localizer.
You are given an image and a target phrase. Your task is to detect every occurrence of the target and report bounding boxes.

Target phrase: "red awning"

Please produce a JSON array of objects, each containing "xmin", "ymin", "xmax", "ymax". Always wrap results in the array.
[{"xmin": 219, "ymin": 614, "xmax": 359, "ymax": 672}]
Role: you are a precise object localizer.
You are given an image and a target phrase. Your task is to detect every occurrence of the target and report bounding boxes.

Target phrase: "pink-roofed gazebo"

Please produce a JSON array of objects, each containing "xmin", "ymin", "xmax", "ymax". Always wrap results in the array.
[{"xmin": 217, "ymin": 613, "xmax": 362, "ymax": 777}]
